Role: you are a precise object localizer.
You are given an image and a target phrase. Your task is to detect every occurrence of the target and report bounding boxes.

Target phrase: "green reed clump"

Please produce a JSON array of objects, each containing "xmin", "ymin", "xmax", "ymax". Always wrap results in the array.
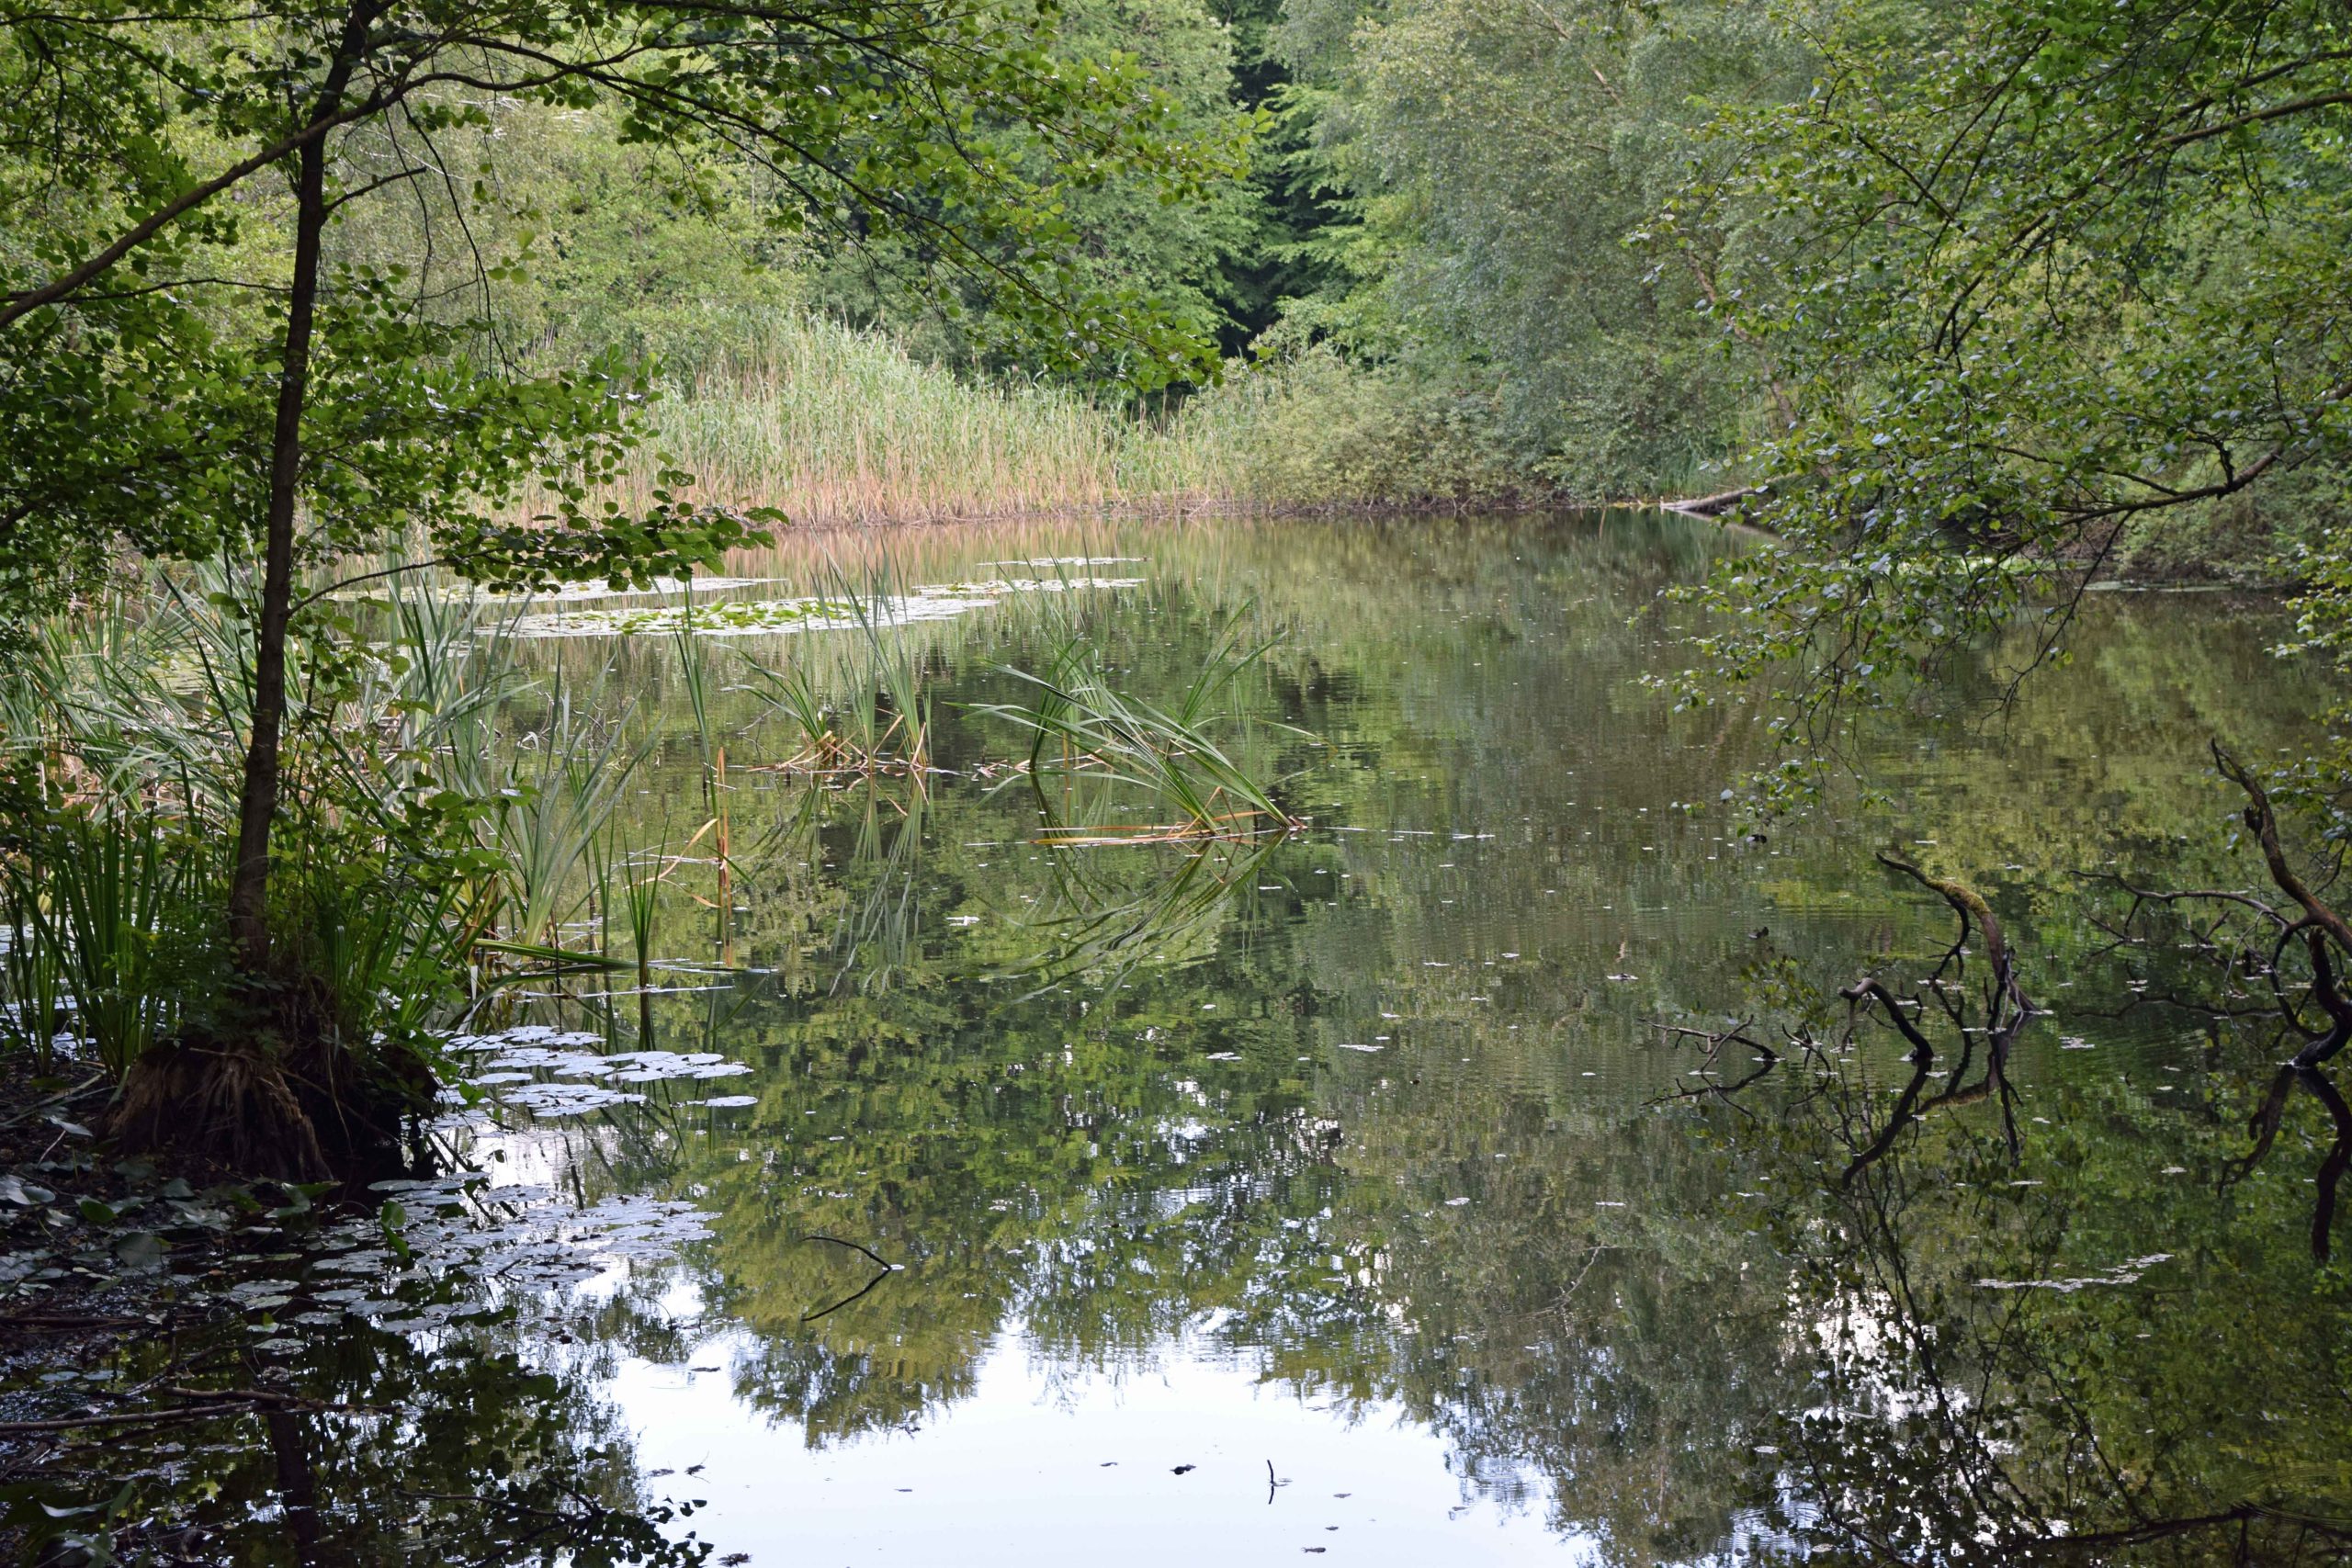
[
  {"xmin": 0, "ymin": 884, "xmax": 64, "ymax": 1075},
  {"xmin": 981, "ymin": 618, "xmax": 1304, "ymax": 840},
  {"xmin": 740, "ymin": 562, "xmax": 935, "ymax": 774},
  {"xmin": 741, "ymin": 658, "xmax": 837, "ymax": 763},
  {"xmin": 0, "ymin": 572, "xmax": 632, "ymax": 1081},
  {"xmin": 0, "ymin": 804, "xmax": 213, "ymax": 1077},
  {"xmin": 841, "ymin": 572, "xmax": 933, "ymax": 772},
  {"xmin": 480, "ymin": 680, "xmax": 647, "ymax": 950}
]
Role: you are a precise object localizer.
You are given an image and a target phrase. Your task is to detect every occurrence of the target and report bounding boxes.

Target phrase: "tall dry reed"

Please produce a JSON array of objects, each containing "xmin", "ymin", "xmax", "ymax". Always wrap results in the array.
[{"xmin": 515, "ymin": 309, "xmax": 1259, "ymax": 527}]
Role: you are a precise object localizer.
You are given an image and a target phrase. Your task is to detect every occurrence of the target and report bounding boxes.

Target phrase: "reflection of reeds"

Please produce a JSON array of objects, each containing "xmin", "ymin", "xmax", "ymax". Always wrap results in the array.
[
  {"xmin": 828, "ymin": 782, "xmax": 927, "ymax": 995},
  {"xmin": 621, "ymin": 839, "xmax": 665, "ymax": 1039},
  {"xmin": 1005, "ymin": 833, "xmax": 1283, "ymax": 994}
]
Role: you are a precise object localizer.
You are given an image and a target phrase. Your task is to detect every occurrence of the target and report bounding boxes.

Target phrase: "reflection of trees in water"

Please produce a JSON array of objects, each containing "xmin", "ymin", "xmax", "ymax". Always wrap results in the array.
[
  {"xmin": 465, "ymin": 548, "xmax": 2351, "ymax": 1561},
  {"xmin": 651, "ymin": 789, "xmax": 1808, "ymax": 1555},
  {"xmin": 8, "ymin": 1302, "xmax": 707, "ymax": 1568},
  {"xmin": 2096, "ymin": 748, "xmax": 2352, "ymax": 1265},
  {"xmin": 639, "ymin": 797, "xmax": 2352, "ymax": 1562},
  {"xmin": 1652, "ymin": 828, "xmax": 2352, "ymax": 1564},
  {"xmin": 33, "ymin": 524, "xmax": 2352, "ymax": 1562}
]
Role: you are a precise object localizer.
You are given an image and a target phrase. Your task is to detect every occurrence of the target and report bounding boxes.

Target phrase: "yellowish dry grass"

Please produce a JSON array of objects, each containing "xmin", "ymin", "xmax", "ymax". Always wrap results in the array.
[{"xmin": 517, "ymin": 310, "xmax": 1269, "ymax": 527}]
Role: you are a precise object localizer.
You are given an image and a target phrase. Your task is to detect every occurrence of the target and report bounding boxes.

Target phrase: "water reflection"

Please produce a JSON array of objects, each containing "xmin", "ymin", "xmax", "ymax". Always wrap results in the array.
[
  {"xmin": 1643, "ymin": 850, "xmax": 2352, "ymax": 1564},
  {"xmin": 10, "ymin": 513, "xmax": 2350, "ymax": 1565}
]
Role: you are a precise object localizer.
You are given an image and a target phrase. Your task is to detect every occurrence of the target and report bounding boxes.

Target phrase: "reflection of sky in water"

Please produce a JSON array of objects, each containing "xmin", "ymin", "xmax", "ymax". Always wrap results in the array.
[
  {"xmin": 461, "ymin": 513, "xmax": 2325, "ymax": 1562},
  {"xmin": 614, "ymin": 1303, "xmax": 1589, "ymax": 1566}
]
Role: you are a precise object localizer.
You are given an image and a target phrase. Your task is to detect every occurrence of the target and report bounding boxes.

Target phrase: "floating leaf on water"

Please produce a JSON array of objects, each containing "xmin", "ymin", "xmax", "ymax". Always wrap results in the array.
[
  {"xmin": 112, "ymin": 1232, "xmax": 167, "ymax": 1271},
  {"xmin": 500, "ymin": 1082, "xmax": 648, "ymax": 1116},
  {"xmin": 978, "ymin": 556, "xmax": 1145, "ymax": 567},
  {"xmin": 504, "ymin": 578, "xmax": 1144, "ymax": 639},
  {"xmin": 475, "ymin": 574, "xmax": 781, "ymax": 604}
]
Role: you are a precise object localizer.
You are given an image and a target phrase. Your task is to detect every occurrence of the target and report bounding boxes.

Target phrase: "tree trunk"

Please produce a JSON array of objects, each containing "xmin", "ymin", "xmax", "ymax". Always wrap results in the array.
[{"xmin": 225, "ymin": 4, "xmax": 373, "ymax": 971}]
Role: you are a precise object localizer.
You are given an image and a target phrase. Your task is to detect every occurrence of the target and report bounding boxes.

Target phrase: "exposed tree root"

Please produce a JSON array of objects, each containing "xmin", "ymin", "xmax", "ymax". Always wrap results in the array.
[{"xmin": 107, "ymin": 1009, "xmax": 438, "ymax": 1186}]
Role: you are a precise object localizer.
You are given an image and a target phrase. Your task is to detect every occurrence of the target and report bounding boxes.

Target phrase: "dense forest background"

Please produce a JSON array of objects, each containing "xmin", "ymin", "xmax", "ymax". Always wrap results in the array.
[
  {"xmin": 17, "ymin": 7, "xmax": 2352, "ymax": 1558},
  {"xmin": 103, "ymin": 0, "xmax": 2327, "ymax": 596}
]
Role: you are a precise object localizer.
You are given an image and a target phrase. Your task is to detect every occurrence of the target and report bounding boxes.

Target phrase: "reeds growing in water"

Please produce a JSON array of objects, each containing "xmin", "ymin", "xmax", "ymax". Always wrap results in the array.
[{"xmin": 981, "ymin": 617, "xmax": 1305, "ymax": 841}]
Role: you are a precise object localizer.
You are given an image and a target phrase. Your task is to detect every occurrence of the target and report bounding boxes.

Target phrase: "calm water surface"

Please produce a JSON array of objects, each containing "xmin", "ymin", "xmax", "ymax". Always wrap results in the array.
[{"xmin": 35, "ymin": 512, "xmax": 2352, "ymax": 1565}]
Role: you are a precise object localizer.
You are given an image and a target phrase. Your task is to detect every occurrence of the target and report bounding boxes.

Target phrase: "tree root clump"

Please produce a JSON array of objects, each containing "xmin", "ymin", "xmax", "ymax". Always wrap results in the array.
[{"xmin": 107, "ymin": 1015, "xmax": 439, "ymax": 1186}]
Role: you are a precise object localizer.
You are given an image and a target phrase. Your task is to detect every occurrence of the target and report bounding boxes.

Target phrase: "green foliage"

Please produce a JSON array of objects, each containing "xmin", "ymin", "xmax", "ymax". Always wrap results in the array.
[
  {"xmin": 1, "ymin": 805, "xmax": 215, "ymax": 1077},
  {"xmin": 1658, "ymin": 0, "xmax": 2352, "ymax": 796},
  {"xmin": 1174, "ymin": 338, "xmax": 1537, "ymax": 503},
  {"xmin": 0, "ymin": 577, "xmax": 630, "ymax": 1077},
  {"xmin": 807, "ymin": 0, "xmax": 1262, "ymax": 384},
  {"xmin": 738, "ymin": 570, "xmax": 936, "ymax": 772},
  {"xmin": 983, "ymin": 617, "xmax": 1302, "ymax": 834},
  {"xmin": 1245, "ymin": 0, "xmax": 1809, "ymax": 498},
  {"xmin": 0, "ymin": 0, "xmax": 1254, "ymax": 1097}
]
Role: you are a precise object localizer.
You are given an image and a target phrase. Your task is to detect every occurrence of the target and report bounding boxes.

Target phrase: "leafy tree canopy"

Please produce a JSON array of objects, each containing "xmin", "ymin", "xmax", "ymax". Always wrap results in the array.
[{"xmin": 1658, "ymin": 0, "xmax": 2352, "ymax": 797}]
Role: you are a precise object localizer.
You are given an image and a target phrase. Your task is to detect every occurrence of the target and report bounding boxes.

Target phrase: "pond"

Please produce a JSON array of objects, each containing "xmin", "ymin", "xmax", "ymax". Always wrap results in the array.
[{"xmin": 12, "ymin": 510, "xmax": 2351, "ymax": 1566}]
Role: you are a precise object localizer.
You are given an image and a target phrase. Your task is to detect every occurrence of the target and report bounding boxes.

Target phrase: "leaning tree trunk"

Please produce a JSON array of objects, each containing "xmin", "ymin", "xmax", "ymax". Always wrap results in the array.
[{"xmin": 225, "ymin": 4, "xmax": 373, "ymax": 972}]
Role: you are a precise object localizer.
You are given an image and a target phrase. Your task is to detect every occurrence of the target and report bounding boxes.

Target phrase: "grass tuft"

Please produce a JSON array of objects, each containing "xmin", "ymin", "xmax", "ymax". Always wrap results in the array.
[{"xmin": 980, "ymin": 616, "xmax": 1306, "ymax": 840}]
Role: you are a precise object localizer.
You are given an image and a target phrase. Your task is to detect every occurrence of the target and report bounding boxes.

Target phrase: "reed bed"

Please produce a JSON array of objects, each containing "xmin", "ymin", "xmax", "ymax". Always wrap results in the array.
[
  {"xmin": 736, "ymin": 561, "xmax": 938, "ymax": 775},
  {"xmin": 513, "ymin": 309, "xmax": 1258, "ymax": 528}
]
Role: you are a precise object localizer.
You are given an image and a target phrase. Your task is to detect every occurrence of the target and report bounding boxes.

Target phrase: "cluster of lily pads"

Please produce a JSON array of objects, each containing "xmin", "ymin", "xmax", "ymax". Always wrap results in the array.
[
  {"xmin": 445, "ymin": 1027, "xmax": 755, "ymax": 1119},
  {"xmin": 0, "ymin": 1142, "xmax": 244, "ymax": 1293},
  {"xmin": 231, "ymin": 1178, "xmax": 717, "ymax": 1347},
  {"xmin": 0, "ymin": 1026, "xmax": 757, "ymax": 1342},
  {"xmin": 504, "ymin": 576, "xmax": 1144, "ymax": 639}
]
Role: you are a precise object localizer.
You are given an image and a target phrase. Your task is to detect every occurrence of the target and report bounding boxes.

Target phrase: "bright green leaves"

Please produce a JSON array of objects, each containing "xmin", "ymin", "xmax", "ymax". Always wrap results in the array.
[
  {"xmin": 1262, "ymin": 0, "xmax": 1811, "ymax": 496},
  {"xmin": 1656, "ymin": 0, "xmax": 2352, "ymax": 807}
]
